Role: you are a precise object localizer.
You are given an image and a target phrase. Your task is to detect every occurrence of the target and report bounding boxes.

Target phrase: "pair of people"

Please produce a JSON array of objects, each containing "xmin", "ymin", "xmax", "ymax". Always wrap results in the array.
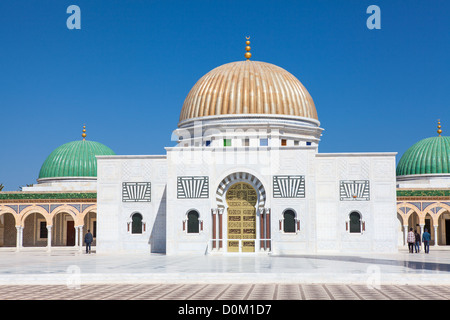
[{"xmin": 407, "ymin": 228, "xmax": 431, "ymax": 254}]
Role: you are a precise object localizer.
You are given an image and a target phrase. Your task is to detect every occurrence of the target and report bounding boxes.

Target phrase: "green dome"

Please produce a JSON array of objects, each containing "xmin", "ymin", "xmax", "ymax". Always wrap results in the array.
[
  {"xmin": 38, "ymin": 140, "xmax": 116, "ymax": 179},
  {"xmin": 396, "ymin": 136, "xmax": 450, "ymax": 176}
]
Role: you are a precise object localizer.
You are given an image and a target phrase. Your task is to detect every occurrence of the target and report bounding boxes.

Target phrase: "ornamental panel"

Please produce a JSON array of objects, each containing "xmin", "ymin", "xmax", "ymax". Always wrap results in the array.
[
  {"xmin": 177, "ymin": 176, "xmax": 209, "ymax": 199},
  {"xmin": 340, "ymin": 180, "xmax": 370, "ymax": 201},
  {"xmin": 273, "ymin": 175, "xmax": 305, "ymax": 198},
  {"xmin": 122, "ymin": 182, "xmax": 151, "ymax": 202}
]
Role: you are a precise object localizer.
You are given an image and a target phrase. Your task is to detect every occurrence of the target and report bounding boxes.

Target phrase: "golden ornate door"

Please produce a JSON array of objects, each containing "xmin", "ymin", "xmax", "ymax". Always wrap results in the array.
[{"xmin": 226, "ymin": 182, "xmax": 257, "ymax": 252}]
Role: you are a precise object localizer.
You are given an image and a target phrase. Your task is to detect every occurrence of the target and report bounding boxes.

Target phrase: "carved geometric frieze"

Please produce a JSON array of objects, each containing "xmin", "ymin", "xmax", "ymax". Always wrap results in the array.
[
  {"xmin": 122, "ymin": 182, "xmax": 151, "ymax": 202},
  {"xmin": 273, "ymin": 175, "xmax": 305, "ymax": 198},
  {"xmin": 177, "ymin": 176, "xmax": 209, "ymax": 199},
  {"xmin": 340, "ymin": 180, "xmax": 370, "ymax": 201}
]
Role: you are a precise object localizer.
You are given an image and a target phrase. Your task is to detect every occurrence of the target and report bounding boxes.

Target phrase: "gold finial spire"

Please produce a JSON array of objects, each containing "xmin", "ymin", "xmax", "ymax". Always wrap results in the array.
[
  {"xmin": 244, "ymin": 36, "xmax": 251, "ymax": 60},
  {"xmin": 82, "ymin": 125, "xmax": 87, "ymax": 140},
  {"xmin": 437, "ymin": 119, "xmax": 442, "ymax": 137}
]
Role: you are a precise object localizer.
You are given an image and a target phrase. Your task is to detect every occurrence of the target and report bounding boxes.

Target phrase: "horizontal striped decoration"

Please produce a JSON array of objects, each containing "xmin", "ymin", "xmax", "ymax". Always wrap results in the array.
[
  {"xmin": 216, "ymin": 172, "xmax": 266, "ymax": 209},
  {"xmin": 122, "ymin": 182, "xmax": 151, "ymax": 202},
  {"xmin": 340, "ymin": 180, "xmax": 370, "ymax": 201},
  {"xmin": 273, "ymin": 176, "xmax": 305, "ymax": 198},
  {"xmin": 177, "ymin": 176, "xmax": 209, "ymax": 199}
]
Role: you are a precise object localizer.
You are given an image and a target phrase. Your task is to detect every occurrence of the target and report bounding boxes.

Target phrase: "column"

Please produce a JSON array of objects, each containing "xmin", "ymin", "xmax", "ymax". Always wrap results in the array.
[
  {"xmin": 218, "ymin": 209, "xmax": 223, "ymax": 250},
  {"xmin": 15, "ymin": 226, "xmax": 23, "ymax": 252},
  {"xmin": 78, "ymin": 226, "xmax": 84, "ymax": 252},
  {"xmin": 211, "ymin": 209, "xmax": 217, "ymax": 250},
  {"xmin": 75, "ymin": 226, "xmax": 79, "ymax": 247},
  {"xmin": 266, "ymin": 209, "xmax": 271, "ymax": 251},
  {"xmin": 46, "ymin": 225, "xmax": 52, "ymax": 252},
  {"xmin": 259, "ymin": 208, "xmax": 265, "ymax": 251},
  {"xmin": 403, "ymin": 225, "xmax": 408, "ymax": 246},
  {"xmin": 434, "ymin": 225, "xmax": 438, "ymax": 246},
  {"xmin": 419, "ymin": 224, "xmax": 424, "ymax": 249}
]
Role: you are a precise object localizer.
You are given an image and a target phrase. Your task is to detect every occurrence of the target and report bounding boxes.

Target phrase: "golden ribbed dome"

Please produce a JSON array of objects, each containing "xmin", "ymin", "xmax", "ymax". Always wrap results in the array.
[{"xmin": 179, "ymin": 60, "xmax": 318, "ymax": 123}]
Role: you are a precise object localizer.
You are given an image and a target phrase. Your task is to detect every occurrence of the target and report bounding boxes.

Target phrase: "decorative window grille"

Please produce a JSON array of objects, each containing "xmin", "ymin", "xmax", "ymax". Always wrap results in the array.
[
  {"xmin": 177, "ymin": 176, "xmax": 209, "ymax": 199},
  {"xmin": 340, "ymin": 180, "xmax": 370, "ymax": 201},
  {"xmin": 273, "ymin": 176, "xmax": 305, "ymax": 198},
  {"xmin": 122, "ymin": 182, "xmax": 151, "ymax": 202}
]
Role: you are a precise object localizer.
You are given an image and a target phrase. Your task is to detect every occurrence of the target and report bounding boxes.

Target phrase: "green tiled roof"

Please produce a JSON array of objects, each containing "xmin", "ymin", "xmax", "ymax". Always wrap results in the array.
[
  {"xmin": 396, "ymin": 136, "xmax": 450, "ymax": 176},
  {"xmin": 38, "ymin": 140, "xmax": 115, "ymax": 179}
]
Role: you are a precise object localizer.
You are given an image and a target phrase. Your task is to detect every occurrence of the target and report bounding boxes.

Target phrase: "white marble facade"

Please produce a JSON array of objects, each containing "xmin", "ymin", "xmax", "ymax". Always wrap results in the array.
[{"xmin": 96, "ymin": 118, "xmax": 398, "ymax": 255}]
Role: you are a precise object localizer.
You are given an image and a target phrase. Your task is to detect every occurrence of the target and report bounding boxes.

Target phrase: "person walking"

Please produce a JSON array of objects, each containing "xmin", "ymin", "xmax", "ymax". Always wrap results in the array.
[
  {"xmin": 84, "ymin": 229, "xmax": 93, "ymax": 254},
  {"xmin": 422, "ymin": 228, "xmax": 431, "ymax": 254},
  {"xmin": 414, "ymin": 230, "xmax": 421, "ymax": 253},
  {"xmin": 407, "ymin": 228, "xmax": 415, "ymax": 253}
]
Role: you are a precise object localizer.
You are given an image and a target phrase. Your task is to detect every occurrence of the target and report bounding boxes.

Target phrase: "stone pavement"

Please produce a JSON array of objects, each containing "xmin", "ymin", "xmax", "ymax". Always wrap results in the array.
[
  {"xmin": 1, "ymin": 283, "xmax": 450, "ymax": 300},
  {"xmin": 1, "ymin": 247, "xmax": 450, "ymax": 300}
]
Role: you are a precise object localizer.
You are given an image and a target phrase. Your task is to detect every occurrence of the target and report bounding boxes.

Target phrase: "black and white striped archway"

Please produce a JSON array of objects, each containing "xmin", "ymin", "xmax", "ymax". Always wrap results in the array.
[{"xmin": 215, "ymin": 172, "xmax": 266, "ymax": 210}]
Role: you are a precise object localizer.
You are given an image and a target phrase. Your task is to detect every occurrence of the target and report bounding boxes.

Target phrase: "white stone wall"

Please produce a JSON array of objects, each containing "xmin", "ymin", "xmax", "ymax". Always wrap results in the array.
[
  {"xmin": 96, "ymin": 155, "xmax": 167, "ymax": 254},
  {"xmin": 97, "ymin": 148, "xmax": 398, "ymax": 255},
  {"xmin": 315, "ymin": 153, "xmax": 398, "ymax": 253},
  {"xmin": 269, "ymin": 148, "xmax": 317, "ymax": 254}
]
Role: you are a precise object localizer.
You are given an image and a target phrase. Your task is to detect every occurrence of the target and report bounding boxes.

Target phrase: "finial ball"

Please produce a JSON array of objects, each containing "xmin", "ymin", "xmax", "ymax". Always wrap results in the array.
[{"xmin": 245, "ymin": 52, "xmax": 252, "ymax": 59}]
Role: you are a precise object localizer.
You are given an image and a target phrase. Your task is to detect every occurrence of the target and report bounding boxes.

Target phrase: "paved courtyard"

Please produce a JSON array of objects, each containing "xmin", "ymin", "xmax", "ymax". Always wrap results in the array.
[
  {"xmin": 1, "ymin": 247, "xmax": 450, "ymax": 300},
  {"xmin": 1, "ymin": 283, "xmax": 450, "ymax": 300}
]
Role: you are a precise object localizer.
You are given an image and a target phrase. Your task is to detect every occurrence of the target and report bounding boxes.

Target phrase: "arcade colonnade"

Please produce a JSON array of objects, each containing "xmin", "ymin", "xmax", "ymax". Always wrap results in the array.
[
  {"xmin": 0, "ymin": 192, "xmax": 97, "ymax": 251},
  {"xmin": 397, "ymin": 193, "xmax": 450, "ymax": 246}
]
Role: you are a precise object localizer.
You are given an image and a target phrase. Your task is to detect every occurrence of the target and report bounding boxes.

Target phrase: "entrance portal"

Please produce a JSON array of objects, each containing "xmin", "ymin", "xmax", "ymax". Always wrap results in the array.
[{"xmin": 226, "ymin": 182, "xmax": 257, "ymax": 252}]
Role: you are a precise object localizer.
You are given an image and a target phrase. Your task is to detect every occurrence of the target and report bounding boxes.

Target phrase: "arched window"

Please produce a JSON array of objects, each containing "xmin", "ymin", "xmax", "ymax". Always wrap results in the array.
[
  {"xmin": 349, "ymin": 212, "xmax": 361, "ymax": 233},
  {"xmin": 187, "ymin": 210, "xmax": 199, "ymax": 234},
  {"xmin": 131, "ymin": 213, "xmax": 143, "ymax": 234},
  {"xmin": 283, "ymin": 209, "xmax": 296, "ymax": 233}
]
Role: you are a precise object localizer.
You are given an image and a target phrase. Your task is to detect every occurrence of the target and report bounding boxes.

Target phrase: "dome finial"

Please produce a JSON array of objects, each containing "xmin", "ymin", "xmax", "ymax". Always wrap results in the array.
[
  {"xmin": 82, "ymin": 125, "xmax": 87, "ymax": 140},
  {"xmin": 244, "ymin": 36, "xmax": 251, "ymax": 60},
  {"xmin": 437, "ymin": 119, "xmax": 442, "ymax": 137}
]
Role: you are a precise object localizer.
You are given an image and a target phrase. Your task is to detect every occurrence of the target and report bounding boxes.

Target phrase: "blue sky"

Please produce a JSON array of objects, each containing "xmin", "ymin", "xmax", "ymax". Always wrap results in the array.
[{"xmin": 0, "ymin": 0, "xmax": 449, "ymax": 191}]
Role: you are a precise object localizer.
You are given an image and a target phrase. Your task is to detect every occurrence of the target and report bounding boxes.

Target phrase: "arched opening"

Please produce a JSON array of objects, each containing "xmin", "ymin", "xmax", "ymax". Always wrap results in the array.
[
  {"xmin": 226, "ymin": 182, "xmax": 257, "ymax": 252},
  {"xmin": 83, "ymin": 211, "xmax": 97, "ymax": 246},
  {"xmin": 52, "ymin": 212, "xmax": 75, "ymax": 246},
  {"xmin": 0, "ymin": 212, "xmax": 16, "ymax": 247},
  {"xmin": 187, "ymin": 210, "xmax": 200, "ymax": 234},
  {"xmin": 283, "ymin": 209, "xmax": 296, "ymax": 233},
  {"xmin": 438, "ymin": 210, "xmax": 450, "ymax": 245},
  {"xmin": 23, "ymin": 212, "xmax": 47, "ymax": 247},
  {"xmin": 131, "ymin": 213, "xmax": 143, "ymax": 234},
  {"xmin": 408, "ymin": 211, "xmax": 420, "ymax": 234},
  {"xmin": 349, "ymin": 211, "xmax": 361, "ymax": 233},
  {"xmin": 424, "ymin": 213, "xmax": 434, "ymax": 246}
]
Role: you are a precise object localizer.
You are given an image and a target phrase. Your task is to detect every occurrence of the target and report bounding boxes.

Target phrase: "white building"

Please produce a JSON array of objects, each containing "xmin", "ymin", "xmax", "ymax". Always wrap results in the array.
[{"xmin": 96, "ymin": 44, "xmax": 398, "ymax": 255}]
